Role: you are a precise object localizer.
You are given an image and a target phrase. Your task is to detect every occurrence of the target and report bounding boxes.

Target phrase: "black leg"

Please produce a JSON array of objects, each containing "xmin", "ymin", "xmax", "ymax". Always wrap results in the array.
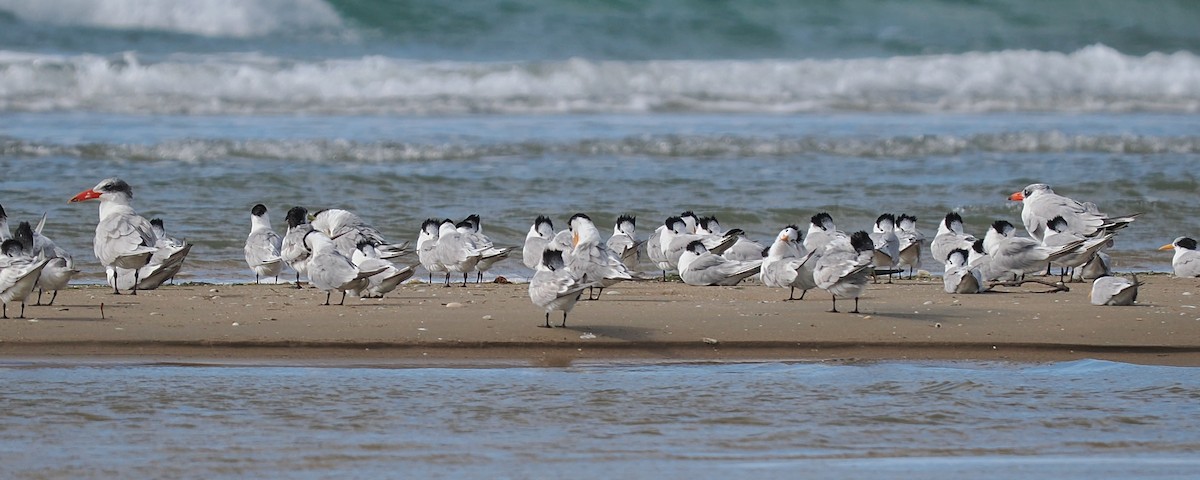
[
  {"xmin": 295, "ymin": 272, "xmax": 303, "ymax": 289},
  {"xmin": 322, "ymin": 291, "xmax": 331, "ymax": 306},
  {"xmin": 851, "ymin": 297, "xmax": 860, "ymax": 314},
  {"xmin": 785, "ymin": 286, "xmax": 796, "ymax": 301},
  {"xmin": 2, "ymin": 303, "xmax": 7, "ymax": 319},
  {"xmin": 541, "ymin": 312, "xmax": 552, "ymax": 328},
  {"xmin": 829, "ymin": 294, "xmax": 838, "ymax": 313},
  {"xmin": 461, "ymin": 272, "xmax": 468, "ymax": 287},
  {"xmin": 131, "ymin": 269, "xmax": 140, "ymax": 295},
  {"xmin": 112, "ymin": 270, "xmax": 121, "ymax": 295},
  {"xmin": 339, "ymin": 291, "xmax": 347, "ymax": 305},
  {"xmin": 560, "ymin": 311, "xmax": 568, "ymax": 328},
  {"xmin": 35, "ymin": 288, "xmax": 43, "ymax": 306},
  {"xmin": 799, "ymin": 289, "xmax": 808, "ymax": 300},
  {"xmin": 49, "ymin": 290, "xmax": 59, "ymax": 306},
  {"xmin": 19, "ymin": 301, "xmax": 25, "ymax": 319},
  {"xmin": 256, "ymin": 273, "xmax": 260, "ymax": 284}
]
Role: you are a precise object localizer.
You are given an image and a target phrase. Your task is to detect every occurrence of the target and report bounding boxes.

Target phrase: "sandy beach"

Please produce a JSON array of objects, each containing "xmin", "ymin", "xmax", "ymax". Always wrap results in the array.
[{"xmin": 0, "ymin": 274, "xmax": 1196, "ymax": 366}]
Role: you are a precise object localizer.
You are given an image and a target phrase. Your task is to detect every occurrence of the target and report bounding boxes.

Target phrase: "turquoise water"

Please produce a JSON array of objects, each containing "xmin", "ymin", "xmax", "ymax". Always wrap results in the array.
[{"xmin": 2, "ymin": 359, "xmax": 1198, "ymax": 479}]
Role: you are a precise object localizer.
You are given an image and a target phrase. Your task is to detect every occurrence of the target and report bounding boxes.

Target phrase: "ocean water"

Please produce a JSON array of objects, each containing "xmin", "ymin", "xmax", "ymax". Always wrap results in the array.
[
  {"xmin": 1, "ymin": 359, "xmax": 1198, "ymax": 479},
  {"xmin": 1, "ymin": 2, "xmax": 1199, "ymax": 284},
  {"xmin": 1, "ymin": 1, "xmax": 1199, "ymax": 284},
  {"xmin": 2, "ymin": 4, "xmax": 1200, "ymax": 477}
]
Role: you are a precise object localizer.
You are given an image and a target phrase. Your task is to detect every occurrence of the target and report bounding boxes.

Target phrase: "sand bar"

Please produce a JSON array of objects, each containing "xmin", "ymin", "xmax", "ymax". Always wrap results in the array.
[{"xmin": 0, "ymin": 274, "xmax": 1197, "ymax": 367}]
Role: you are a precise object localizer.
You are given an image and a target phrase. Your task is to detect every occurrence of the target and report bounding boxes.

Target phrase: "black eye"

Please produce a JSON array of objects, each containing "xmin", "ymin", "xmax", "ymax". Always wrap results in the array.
[{"xmin": 1024, "ymin": 189, "xmax": 1030, "ymax": 196}]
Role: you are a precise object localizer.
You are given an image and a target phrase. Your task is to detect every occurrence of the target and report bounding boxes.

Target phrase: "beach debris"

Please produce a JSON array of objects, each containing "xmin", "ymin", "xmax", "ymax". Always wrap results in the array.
[
  {"xmin": 231, "ymin": 322, "xmax": 239, "ymax": 326},
  {"xmin": 445, "ymin": 302, "xmax": 464, "ymax": 308},
  {"xmin": 493, "ymin": 276, "xmax": 510, "ymax": 284},
  {"xmin": 702, "ymin": 337, "xmax": 719, "ymax": 345},
  {"xmin": 580, "ymin": 332, "xmax": 597, "ymax": 339},
  {"xmin": 482, "ymin": 315, "xmax": 493, "ymax": 320}
]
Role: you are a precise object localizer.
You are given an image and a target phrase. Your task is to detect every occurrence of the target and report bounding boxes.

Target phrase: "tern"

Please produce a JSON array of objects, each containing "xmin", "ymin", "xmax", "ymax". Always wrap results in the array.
[
  {"xmin": 930, "ymin": 212, "xmax": 976, "ymax": 263},
  {"xmin": 106, "ymin": 223, "xmax": 192, "ymax": 293},
  {"xmin": 417, "ymin": 218, "xmax": 447, "ymax": 283},
  {"xmin": 678, "ymin": 240, "xmax": 762, "ymax": 286},
  {"xmin": 1009, "ymin": 183, "xmax": 1139, "ymax": 242},
  {"xmin": 433, "ymin": 219, "xmax": 487, "ymax": 287},
  {"xmin": 244, "ymin": 204, "xmax": 284, "ymax": 284},
  {"xmin": 696, "ymin": 216, "xmax": 764, "ymax": 262},
  {"xmin": 1159, "ymin": 237, "xmax": 1200, "ymax": 277},
  {"xmin": 759, "ymin": 225, "xmax": 818, "ymax": 300},
  {"xmin": 528, "ymin": 248, "xmax": 589, "ymax": 328},
  {"xmin": 814, "ymin": 231, "xmax": 875, "ymax": 313},
  {"xmin": 660, "ymin": 216, "xmax": 739, "ymax": 269},
  {"xmin": 0, "ymin": 239, "xmax": 50, "ymax": 319},
  {"xmin": 567, "ymin": 213, "xmax": 634, "ymax": 298},
  {"xmin": 457, "ymin": 214, "xmax": 514, "ymax": 283},
  {"xmin": 605, "ymin": 215, "xmax": 642, "ymax": 272},
  {"xmin": 1090, "ymin": 275, "xmax": 1141, "ymax": 306},
  {"xmin": 895, "ymin": 214, "xmax": 924, "ymax": 278},
  {"xmin": 803, "ymin": 212, "xmax": 849, "ymax": 254},
  {"xmin": 280, "ymin": 206, "xmax": 314, "ymax": 288},
  {"xmin": 645, "ymin": 224, "xmax": 672, "ymax": 280},
  {"xmin": 350, "ymin": 242, "xmax": 416, "ymax": 298},
  {"xmin": 311, "ymin": 208, "xmax": 409, "ymax": 260},
  {"xmin": 304, "ymin": 230, "xmax": 387, "ymax": 305},
  {"xmin": 1041, "ymin": 215, "xmax": 1115, "ymax": 282},
  {"xmin": 14, "ymin": 217, "xmax": 78, "ymax": 306},
  {"xmin": 983, "ymin": 220, "xmax": 1083, "ymax": 281},
  {"xmin": 870, "ymin": 213, "xmax": 900, "ymax": 283},
  {"xmin": 943, "ymin": 248, "xmax": 983, "ymax": 294},
  {"xmin": 522, "ymin": 216, "xmax": 556, "ymax": 271},
  {"xmin": 68, "ymin": 178, "xmax": 158, "ymax": 295}
]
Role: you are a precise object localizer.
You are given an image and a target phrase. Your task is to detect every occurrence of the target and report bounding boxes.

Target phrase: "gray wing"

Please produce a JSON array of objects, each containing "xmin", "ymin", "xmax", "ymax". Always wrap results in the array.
[
  {"xmin": 95, "ymin": 213, "xmax": 157, "ymax": 267},
  {"xmin": 1175, "ymin": 250, "xmax": 1200, "ymax": 277},
  {"xmin": 245, "ymin": 229, "xmax": 283, "ymax": 266}
]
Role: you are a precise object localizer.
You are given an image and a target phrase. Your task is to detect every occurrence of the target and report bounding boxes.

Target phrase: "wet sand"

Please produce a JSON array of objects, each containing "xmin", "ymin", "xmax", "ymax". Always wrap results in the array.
[{"xmin": 1, "ymin": 274, "xmax": 1197, "ymax": 366}]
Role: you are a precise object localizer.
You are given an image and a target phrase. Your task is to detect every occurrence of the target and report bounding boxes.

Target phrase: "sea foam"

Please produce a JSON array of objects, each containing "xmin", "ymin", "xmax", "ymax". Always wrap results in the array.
[
  {"xmin": 0, "ymin": 0, "xmax": 343, "ymax": 38},
  {"xmin": 0, "ymin": 45, "xmax": 1197, "ymax": 115}
]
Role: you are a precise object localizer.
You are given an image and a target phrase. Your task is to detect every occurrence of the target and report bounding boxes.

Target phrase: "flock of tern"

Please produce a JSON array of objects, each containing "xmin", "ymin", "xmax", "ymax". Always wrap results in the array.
[{"xmin": 0, "ymin": 178, "xmax": 1189, "ymax": 325}]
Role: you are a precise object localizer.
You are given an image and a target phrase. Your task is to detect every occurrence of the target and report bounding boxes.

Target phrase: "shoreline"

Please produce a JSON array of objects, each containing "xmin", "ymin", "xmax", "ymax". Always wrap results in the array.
[{"xmin": 1, "ymin": 274, "xmax": 1198, "ymax": 367}]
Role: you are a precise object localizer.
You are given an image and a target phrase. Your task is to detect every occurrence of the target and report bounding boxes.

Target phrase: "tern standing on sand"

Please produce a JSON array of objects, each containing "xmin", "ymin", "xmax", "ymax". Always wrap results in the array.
[
  {"xmin": 244, "ymin": 204, "xmax": 284, "ymax": 284},
  {"xmin": 69, "ymin": 178, "xmax": 158, "ymax": 295}
]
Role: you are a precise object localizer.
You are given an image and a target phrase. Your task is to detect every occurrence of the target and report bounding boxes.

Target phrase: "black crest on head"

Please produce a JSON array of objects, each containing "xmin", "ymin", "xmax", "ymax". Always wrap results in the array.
[
  {"xmin": 849, "ymin": 231, "xmax": 873, "ymax": 252},
  {"xmin": 686, "ymin": 240, "xmax": 707, "ymax": 254},
  {"xmin": 421, "ymin": 218, "xmax": 441, "ymax": 231},
  {"xmin": 665, "ymin": 216, "xmax": 683, "ymax": 228},
  {"xmin": 251, "ymin": 204, "xmax": 267, "ymax": 216},
  {"xmin": 99, "ymin": 178, "xmax": 134, "ymax": 198},
  {"xmin": 785, "ymin": 224, "xmax": 800, "ymax": 232},
  {"xmin": 944, "ymin": 212, "xmax": 963, "ymax": 226},
  {"xmin": 285, "ymin": 206, "xmax": 308, "ymax": 228},
  {"xmin": 972, "ymin": 238, "xmax": 986, "ymax": 254},
  {"xmin": 679, "ymin": 210, "xmax": 697, "ymax": 219},
  {"xmin": 617, "ymin": 214, "xmax": 636, "ymax": 226},
  {"xmin": 568, "ymin": 213, "xmax": 591, "ymax": 225},
  {"xmin": 898, "ymin": 214, "xmax": 917, "ymax": 224},
  {"xmin": 0, "ymin": 204, "xmax": 6, "ymax": 219},
  {"xmin": 810, "ymin": 212, "xmax": 832, "ymax": 229},
  {"xmin": 541, "ymin": 249, "xmax": 565, "ymax": 270},
  {"xmin": 14, "ymin": 222, "xmax": 33, "ymax": 250},
  {"xmin": 1179, "ymin": 237, "xmax": 1198, "ymax": 250},
  {"xmin": 1, "ymin": 239, "xmax": 23, "ymax": 257},
  {"xmin": 875, "ymin": 213, "xmax": 895, "ymax": 225},
  {"xmin": 990, "ymin": 220, "xmax": 1013, "ymax": 233},
  {"xmin": 949, "ymin": 248, "xmax": 969, "ymax": 262},
  {"xmin": 535, "ymin": 215, "xmax": 553, "ymax": 229},
  {"xmin": 150, "ymin": 218, "xmax": 165, "ymax": 229}
]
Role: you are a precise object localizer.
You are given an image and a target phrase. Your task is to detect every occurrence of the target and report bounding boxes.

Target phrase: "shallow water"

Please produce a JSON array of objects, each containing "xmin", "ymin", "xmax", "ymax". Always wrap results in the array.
[
  {"xmin": 1, "ymin": 112, "xmax": 1195, "ymax": 284},
  {"xmin": 2, "ymin": 359, "xmax": 1198, "ymax": 479}
]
